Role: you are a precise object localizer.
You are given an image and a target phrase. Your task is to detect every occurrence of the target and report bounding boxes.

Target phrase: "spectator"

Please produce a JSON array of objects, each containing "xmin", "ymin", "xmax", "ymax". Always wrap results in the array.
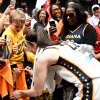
[
  {"xmin": 48, "ymin": 3, "xmax": 62, "ymax": 41},
  {"xmin": 50, "ymin": 3, "xmax": 62, "ymax": 22},
  {"xmin": 31, "ymin": 8, "xmax": 38, "ymax": 30},
  {"xmin": 60, "ymin": 3, "xmax": 96, "ymax": 46},
  {"xmin": 1, "ymin": 8, "xmax": 29, "ymax": 100},
  {"xmin": 33, "ymin": 8, "xmax": 49, "ymax": 29},
  {"xmin": 88, "ymin": 4, "xmax": 100, "ymax": 27}
]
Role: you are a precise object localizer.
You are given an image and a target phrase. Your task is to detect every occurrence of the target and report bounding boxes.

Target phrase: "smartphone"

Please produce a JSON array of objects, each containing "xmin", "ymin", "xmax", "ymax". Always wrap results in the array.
[
  {"xmin": 10, "ymin": 0, "xmax": 16, "ymax": 8},
  {"xmin": 49, "ymin": 21, "xmax": 56, "ymax": 27}
]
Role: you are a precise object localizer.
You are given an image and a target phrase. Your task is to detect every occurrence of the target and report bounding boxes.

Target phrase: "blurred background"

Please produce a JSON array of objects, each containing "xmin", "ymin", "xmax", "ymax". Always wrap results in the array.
[{"xmin": 0, "ymin": 0, "xmax": 99, "ymax": 16}]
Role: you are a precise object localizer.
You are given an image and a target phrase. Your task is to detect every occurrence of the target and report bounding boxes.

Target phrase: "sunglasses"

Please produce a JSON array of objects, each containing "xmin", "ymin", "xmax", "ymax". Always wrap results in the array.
[
  {"xmin": 65, "ymin": 13, "xmax": 76, "ymax": 18},
  {"xmin": 93, "ymin": 7, "xmax": 99, "ymax": 11}
]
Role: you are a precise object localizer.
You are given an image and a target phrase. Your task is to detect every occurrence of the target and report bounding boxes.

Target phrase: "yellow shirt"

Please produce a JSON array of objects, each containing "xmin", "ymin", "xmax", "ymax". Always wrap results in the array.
[
  {"xmin": 2, "ymin": 25, "xmax": 25, "ymax": 64},
  {"xmin": 25, "ymin": 51, "xmax": 34, "ymax": 64}
]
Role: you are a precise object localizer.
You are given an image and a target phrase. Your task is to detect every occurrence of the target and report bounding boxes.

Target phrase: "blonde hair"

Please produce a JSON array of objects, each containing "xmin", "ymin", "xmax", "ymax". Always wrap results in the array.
[{"xmin": 10, "ymin": 8, "xmax": 26, "ymax": 24}]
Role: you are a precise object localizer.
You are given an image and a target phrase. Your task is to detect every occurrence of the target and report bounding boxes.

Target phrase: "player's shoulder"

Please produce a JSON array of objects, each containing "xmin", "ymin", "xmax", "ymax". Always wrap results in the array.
[
  {"xmin": 38, "ymin": 46, "xmax": 59, "ymax": 64},
  {"xmin": 42, "ymin": 46, "xmax": 59, "ymax": 57}
]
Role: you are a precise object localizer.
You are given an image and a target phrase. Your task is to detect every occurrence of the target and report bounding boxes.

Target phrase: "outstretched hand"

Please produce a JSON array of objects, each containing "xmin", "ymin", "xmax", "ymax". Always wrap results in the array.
[
  {"xmin": 10, "ymin": 90, "xmax": 22, "ymax": 100},
  {"xmin": 4, "ymin": 5, "xmax": 14, "ymax": 15}
]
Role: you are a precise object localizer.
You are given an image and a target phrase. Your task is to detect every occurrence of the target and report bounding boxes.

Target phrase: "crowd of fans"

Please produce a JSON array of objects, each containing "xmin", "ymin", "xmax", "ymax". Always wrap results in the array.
[{"xmin": 0, "ymin": 0, "xmax": 100, "ymax": 100}]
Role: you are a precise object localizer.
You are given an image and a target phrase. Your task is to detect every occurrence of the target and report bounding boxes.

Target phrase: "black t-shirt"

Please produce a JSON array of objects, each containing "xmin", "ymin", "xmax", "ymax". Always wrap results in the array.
[
  {"xmin": 83, "ymin": 24, "xmax": 96, "ymax": 46},
  {"xmin": 60, "ymin": 23, "xmax": 96, "ymax": 46}
]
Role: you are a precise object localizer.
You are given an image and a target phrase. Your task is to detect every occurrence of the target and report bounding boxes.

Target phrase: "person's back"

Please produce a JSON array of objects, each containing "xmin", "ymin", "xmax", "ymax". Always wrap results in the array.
[{"xmin": 45, "ymin": 42, "xmax": 100, "ymax": 99}]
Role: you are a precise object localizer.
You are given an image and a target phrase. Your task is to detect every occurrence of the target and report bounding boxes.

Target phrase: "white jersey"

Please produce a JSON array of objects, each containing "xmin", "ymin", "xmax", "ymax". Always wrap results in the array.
[
  {"xmin": 32, "ymin": 47, "xmax": 56, "ymax": 94},
  {"xmin": 50, "ymin": 42, "xmax": 100, "ymax": 100}
]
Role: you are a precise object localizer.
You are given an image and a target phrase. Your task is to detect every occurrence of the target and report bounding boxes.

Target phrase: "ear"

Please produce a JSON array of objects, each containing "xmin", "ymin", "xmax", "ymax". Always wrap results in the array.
[{"xmin": 32, "ymin": 42, "xmax": 37, "ymax": 48}]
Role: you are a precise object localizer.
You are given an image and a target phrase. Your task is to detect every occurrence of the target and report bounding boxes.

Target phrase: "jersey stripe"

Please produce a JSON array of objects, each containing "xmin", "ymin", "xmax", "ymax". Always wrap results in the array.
[{"xmin": 56, "ymin": 56, "xmax": 93, "ymax": 100}]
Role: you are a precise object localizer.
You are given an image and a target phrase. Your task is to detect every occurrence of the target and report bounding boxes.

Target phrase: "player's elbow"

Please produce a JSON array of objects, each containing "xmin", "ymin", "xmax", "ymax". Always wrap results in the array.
[
  {"xmin": 30, "ymin": 87, "xmax": 43, "ymax": 97},
  {"xmin": 33, "ymin": 91, "xmax": 42, "ymax": 97}
]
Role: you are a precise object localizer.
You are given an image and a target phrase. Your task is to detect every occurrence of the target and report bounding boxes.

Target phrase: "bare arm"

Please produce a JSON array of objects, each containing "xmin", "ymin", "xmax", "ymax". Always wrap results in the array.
[
  {"xmin": 0, "ymin": 5, "xmax": 14, "ymax": 33},
  {"xmin": 33, "ymin": 48, "xmax": 59, "ymax": 96},
  {"xmin": 11, "ymin": 48, "xmax": 59, "ymax": 99}
]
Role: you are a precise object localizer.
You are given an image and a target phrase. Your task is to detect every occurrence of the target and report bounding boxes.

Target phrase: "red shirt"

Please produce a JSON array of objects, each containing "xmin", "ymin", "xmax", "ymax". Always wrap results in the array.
[{"xmin": 94, "ymin": 26, "xmax": 100, "ymax": 53}]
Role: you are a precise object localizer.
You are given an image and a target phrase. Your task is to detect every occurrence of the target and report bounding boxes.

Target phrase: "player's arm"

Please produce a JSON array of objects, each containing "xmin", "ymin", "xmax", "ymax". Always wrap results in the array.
[
  {"xmin": 11, "ymin": 48, "xmax": 59, "ymax": 99},
  {"xmin": 32, "ymin": 48, "xmax": 59, "ymax": 96}
]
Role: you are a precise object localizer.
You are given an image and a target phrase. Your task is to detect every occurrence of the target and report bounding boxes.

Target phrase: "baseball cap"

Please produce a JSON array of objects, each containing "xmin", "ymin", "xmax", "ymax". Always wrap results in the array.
[{"xmin": 92, "ymin": 4, "xmax": 99, "ymax": 11}]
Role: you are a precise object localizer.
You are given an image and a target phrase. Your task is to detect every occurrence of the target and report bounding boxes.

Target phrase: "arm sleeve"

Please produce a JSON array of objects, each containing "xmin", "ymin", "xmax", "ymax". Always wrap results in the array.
[{"xmin": 83, "ymin": 24, "xmax": 97, "ymax": 46}]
